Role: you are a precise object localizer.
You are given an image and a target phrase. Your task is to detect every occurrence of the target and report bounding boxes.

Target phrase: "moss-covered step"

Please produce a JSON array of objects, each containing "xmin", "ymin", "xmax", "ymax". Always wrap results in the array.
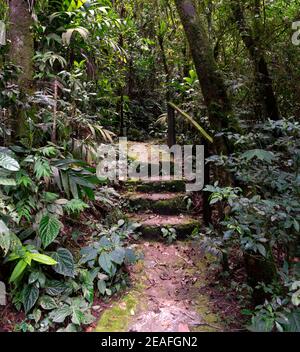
[
  {"xmin": 124, "ymin": 177, "xmax": 187, "ymax": 193},
  {"xmin": 128, "ymin": 161, "xmax": 177, "ymax": 177},
  {"xmin": 128, "ymin": 213, "xmax": 201, "ymax": 240},
  {"xmin": 125, "ymin": 192, "xmax": 190, "ymax": 215}
]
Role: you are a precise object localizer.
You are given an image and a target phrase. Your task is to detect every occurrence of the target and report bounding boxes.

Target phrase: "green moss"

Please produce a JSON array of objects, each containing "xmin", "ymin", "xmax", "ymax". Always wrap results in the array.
[
  {"xmin": 182, "ymin": 246, "xmax": 223, "ymax": 332},
  {"xmin": 192, "ymin": 296, "xmax": 221, "ymax": 332},
  {"xmin": 95, "ymin": 293, "xmax": 139, "ymax": 332},
  {"xmin": 138, "ymin": 182, "xmax": 184, "ymax": 193},
  {"xmin": 154, "ymin": 198, "xmax": 186, "ymax": 215},
  {"xmin": 141, "ymin": 220, "xmax": 200, "ymax": 240},
  {"xmin": 127, "ymin": 193, "xmax": 188, "ymax": 215},
  {"xmin": 95, "ymin": 261, "xmax": 147, "ymax": 332},
  {"xmin": 123, "ymin": 177, "xmax": 187, "ymax": 193}
]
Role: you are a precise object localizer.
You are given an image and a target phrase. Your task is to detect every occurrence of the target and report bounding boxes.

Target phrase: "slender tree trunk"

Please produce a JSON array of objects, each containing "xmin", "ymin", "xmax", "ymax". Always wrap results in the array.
[
  {"xmin": 203, "ymin": 140, "xmax": 211, "ymax": 225},
  {"xmin": 51, "ymin": 79, "xmax": 58, "ymax": 143},
  {"xmin": 9, "ymin": 0, "xmax": 33, "ymax": 92},
  {"xmin": 174, "ymin": 0, "xmax": 236, "ymax": 155},
  {"xmin": 158, "ymin": 35, "xmax": 176, "ymax": 147},
  {"xmin": 231, "ymin": 1, "xmax": 280, "ymax": 121},
  {"xmin": 116, "ymin": 3, "xmax": 126, "ymax": 137},
  {"xmin": 8, "ymin": 0, "xmax": 34, "ymax": 140}
]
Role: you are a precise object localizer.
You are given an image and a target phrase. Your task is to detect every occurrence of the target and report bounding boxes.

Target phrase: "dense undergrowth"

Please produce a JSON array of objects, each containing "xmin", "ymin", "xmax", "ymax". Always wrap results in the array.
[
  {"xmin": 1, "ymin": 0, "xmax": 300, "ymax": 332},
  {"xmin": 0, "ymin": 141, "xmax": 141, "ymax": 331},
  {"xmin": 202, "ymin": 119, "xmax": 300, "ymax": 331}
]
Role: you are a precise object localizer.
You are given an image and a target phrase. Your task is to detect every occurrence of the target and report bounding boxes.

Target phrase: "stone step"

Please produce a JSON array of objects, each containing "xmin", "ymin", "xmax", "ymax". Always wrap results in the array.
[
  {"xmin": 129, "ymin": 161, "xmax": 177, "ymax": 177},
  {"xmin": 125, "ymin": 192, "xmax": 190, "ymax": 215},
  {"xmin": 125, "ymin": 177, "xmax": 187, "ymax": 193},
  {"xmin": 128, "ymin": 213, "xmax": 201, "ymax": 240}
]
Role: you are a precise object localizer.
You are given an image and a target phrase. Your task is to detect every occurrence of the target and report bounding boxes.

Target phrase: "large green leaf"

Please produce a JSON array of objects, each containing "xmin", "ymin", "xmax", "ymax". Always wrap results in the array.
[
  {"xmin": 79, "ymin": 246, "xmax": 98, "ymax": 264},
  {"xmin": 39, "ymin": 214, "xmax": 62, "ymax": 248},
  {"xmin": 9, "ymin": 259, "xmax": 28, "ymax": 283},
  {"xmin": 98, "ymin": 252, "xmax": 113, "ymax": 274},
  {"xmin": 0, "ymin": 153, "xmax": 20, "ymax": 171},
  {"xmin": 62, "ymin": 27, "xmax": 89, "ymax": 46},
  {"xmin": 0, "ymin": 220, "xmax": 11, "ymax": 256},
  {"xmin": 110, "ymin": 248, "xmax": 125, "ymax": 265},
  {"xmin": 49, "ymin": 305, "xmax": 72, "ymax": 323},
  {"xmin": 39, "ymin": 295, "xmax": 58, "ymax": 310},
  {"xmin": 23, "ymin": 284, "xmax": 39, "ymax": 314},
  {"xmin": 284, "ymin": 310, "xmax": 300, "ymax": 332},
  {"xmin": 241, "ymin": 149, "xmax": 275, "ymax": 164},
  {"xmin": 124, "ymin": 248, "xmax": 137, "ymax": 265},
  {"xmin": 51, "ymin": 248, "xmax": 75, "ymax": 277},
  {"xmin": 0, "ymin": 178, "xmax": 16, "ymax": 186},
  {"xmin": 71, "ymin": 308, "xmax": 85, "ymax": 325},
  {"xmin": 45, "ymin": 280, "xmax": 69, "ymax": 296},
  {"xmin": 249, "ymin": 315, "xmax": 274, "ymax": 332},
  {"xmin": 97, "ymin": 280, "xmax": 106, "ymax": 295},
  {"xmin": 60, "ymin": 171, "xmax": 70, "ymax": 198},
  {"xmin": 30, "ymin": 252, "xmax": 58, "ymax": 266},
  {"xmin": 81, "ymin": 271, "xmax": 94, "ymax": 303}
]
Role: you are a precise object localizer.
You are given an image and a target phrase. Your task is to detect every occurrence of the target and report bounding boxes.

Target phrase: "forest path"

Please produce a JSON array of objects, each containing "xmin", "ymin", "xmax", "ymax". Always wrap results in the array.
[{"xmin": 95, "ymin": 142, "xmax": 222, "ymax": 332}]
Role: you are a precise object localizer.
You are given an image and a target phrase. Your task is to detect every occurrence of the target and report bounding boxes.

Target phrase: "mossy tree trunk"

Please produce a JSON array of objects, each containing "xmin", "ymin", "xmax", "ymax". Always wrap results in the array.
[
  {"xmin": 174, "ymin": 0, "xmax": 236, "ymax": 193},
  {"xmin": 174, "ymin": 0, "xmax": 235, "ymax": 155},
  {"xmin": 231, "ymin": 1, "xmax": 280, "ymax": 121},
  {"xmin": 8, "ymin": 0, "xmax": 34, "ymax": 141}
]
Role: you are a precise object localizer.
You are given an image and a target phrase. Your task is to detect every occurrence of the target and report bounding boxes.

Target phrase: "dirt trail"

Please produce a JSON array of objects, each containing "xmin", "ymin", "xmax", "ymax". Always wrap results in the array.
[
  {"xmin": 95, "ymin": 240, "xmax": 222, "ymax": 332},
  {"xmin": 128, "ymin": 241, "xmax": 222, "ymax": 332}
]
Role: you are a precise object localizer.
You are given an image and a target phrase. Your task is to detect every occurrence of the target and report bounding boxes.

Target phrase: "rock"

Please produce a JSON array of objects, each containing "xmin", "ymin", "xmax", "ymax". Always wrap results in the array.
[{"xmin": 0, "ymin": 281, "xmax": 6, "ymax": 306}]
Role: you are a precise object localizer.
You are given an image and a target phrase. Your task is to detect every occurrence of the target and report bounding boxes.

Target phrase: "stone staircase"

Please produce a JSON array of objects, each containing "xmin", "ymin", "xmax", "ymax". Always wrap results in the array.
[
  {"xmin": 116, "ymin": 141, "xmax": 201, "ymax": 241},
  {"xmin": 122, "ymin": 178, "xmax": 201, "ymax": 240}
]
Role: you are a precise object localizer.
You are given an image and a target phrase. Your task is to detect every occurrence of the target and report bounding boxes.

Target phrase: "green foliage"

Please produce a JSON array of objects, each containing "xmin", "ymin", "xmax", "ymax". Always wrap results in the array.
[
  {"xmin": 204, "ymin": 118, "xmax": 300, "ymax": 330},
  {"xmin": 48, "ymin": 297, "xmax": 95, "ymax": 326},
  {"xmin": 23, "ymin": 284, "xmax": 40, "ymax": 314},
  {"xmin": 79, "ymin": 221, "xmax": 138, "ymax": 297},
  {"xmin": 241, "ymin": 149, "xmax": 275, "ymax": 164},
  {"xmin": 63, "ymin": 199, "xmax": 89, "ymax": 215},
  {"xmin": 0, "ymin": 151, "xmax": 20, "ymax": 171},
  {"xmin": 7, "ymin": 245, "xmax": 57, "ymax": 283},
  {"xmin": 0, "ymin": 219, "xmax": 10, "ymax": 255},
  {"xmin": 161, "ymin": 227, "xmax": 177, "ymax": 244},
  {"xmin": 50, "ymin": 248, "xmax": 75, "ymax": 277},
  {"xmin": 39, "ymin": 214, "xmax": 62, "ymax": 248}
]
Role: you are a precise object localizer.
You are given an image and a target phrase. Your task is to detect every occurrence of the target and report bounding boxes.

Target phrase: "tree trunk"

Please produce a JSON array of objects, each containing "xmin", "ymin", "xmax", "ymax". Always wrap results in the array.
[
  {"xmin": 8, "ymin": 0, "xmax": 34, "ymax": 140},
  {"xmin": 8, "ymin": 0, "xmax": 33, "ymax": 92},
  {"xmin": 158, "ymin": 35, "xmax": 176, "ymax": 147},
  {"xmin": 174, "ymin": 0, "xmax": 236, "ymax": 155},
  {"xmin": 231, "ymin": 1, "xmax": 280, "ymax": 121}
]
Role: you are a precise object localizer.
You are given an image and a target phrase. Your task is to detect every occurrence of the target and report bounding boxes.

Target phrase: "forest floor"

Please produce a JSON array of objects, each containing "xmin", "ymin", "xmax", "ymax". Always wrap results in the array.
[
  {"xmin": 91, "ymin": 239, "xmax": 246, "ymax": 333},
  {"xmin": 94, "ymin": 240, "xmax": 222, "ymax": 332}
]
